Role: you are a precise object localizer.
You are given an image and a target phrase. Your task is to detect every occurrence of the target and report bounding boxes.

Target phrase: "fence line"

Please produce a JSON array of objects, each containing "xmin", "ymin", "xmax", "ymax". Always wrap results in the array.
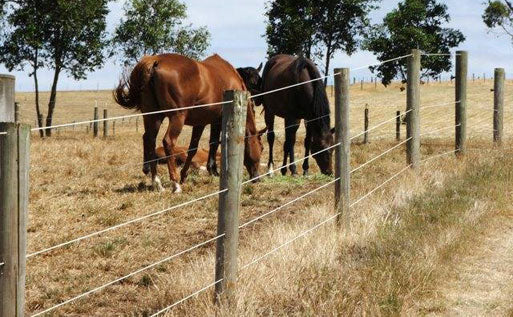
[
  {"xmin": 350, "ymin": 54, "xmax": 413, "ymax": 72},
  {"xmin": 27, "ymin": 189, "xmax": 227, "ymax": 258},
  {"xmin": 151, "ymin": 163, "xmax": 415, "ymax": 316},
  {"xmin": 350, "ymin": 110, "xmax": 412, "ymax": 141},
  {"xmin": 420, "ymin": 124, "xmax": 460, "ymax": 137},
  {"xmin": 350, "ymin": 138, "xmax": 411, "ymax": 174}
]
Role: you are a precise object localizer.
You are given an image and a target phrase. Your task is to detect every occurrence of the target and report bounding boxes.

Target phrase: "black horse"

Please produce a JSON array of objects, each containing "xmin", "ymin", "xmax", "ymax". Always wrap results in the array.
[{"xmin": 239, "ymin": 55, "xmax": 334, "ymax": 176}]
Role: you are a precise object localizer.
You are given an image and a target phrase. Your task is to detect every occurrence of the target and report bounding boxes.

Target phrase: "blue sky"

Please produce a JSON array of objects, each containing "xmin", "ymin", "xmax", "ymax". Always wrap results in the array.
[{"xmin": 1, "ymin": 0, "xmax": 511, "ymax": 92}]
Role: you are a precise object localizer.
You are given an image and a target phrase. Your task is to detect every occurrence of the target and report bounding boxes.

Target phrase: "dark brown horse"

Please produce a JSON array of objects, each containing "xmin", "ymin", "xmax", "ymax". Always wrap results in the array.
[
  {"xmin": 259, "ymin": 54, "xmax": 334, "ymax": 176},
  {"xmin": 114, "ymin": 53, "xmax": 263, "ymax": 193}
]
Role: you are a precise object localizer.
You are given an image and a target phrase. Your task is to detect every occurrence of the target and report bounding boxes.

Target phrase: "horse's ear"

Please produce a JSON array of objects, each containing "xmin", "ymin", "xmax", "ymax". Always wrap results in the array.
[
  {"xmin": 330, "ymin": 127, "xmax": 335, "ymax": 134},
  {"xmin": 257, "ymin": 62, "xmax": 263, "ymax": 72}
]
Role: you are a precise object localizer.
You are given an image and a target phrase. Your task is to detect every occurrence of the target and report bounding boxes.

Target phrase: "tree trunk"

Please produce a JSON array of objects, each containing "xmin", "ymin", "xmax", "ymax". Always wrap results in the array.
[
  {"xmin": 45, "ymin": 67, "xmax": 61, "ymax": 137},
  {"xmin": 323, "ymin": 43, "xmax": 332, "ymax": 86},
  {"xmin": 33, "ymin": 65, "xmax": 44, "ymax": 138}
]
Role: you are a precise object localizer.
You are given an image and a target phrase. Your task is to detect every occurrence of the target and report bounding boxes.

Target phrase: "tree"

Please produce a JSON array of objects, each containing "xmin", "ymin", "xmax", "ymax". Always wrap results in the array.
[
  {"xmin": 0, "ymin": 0, "xmax": 111, "ymax": 137},
  {"xmin": 0, "ymin": 0, "xmax": 47, "ymax": 137},
  {"xmin": 315, "ymin": 0, "xmax": 378, "ymax": 84},
  {"xmin": 364, "ymin": 0, "xmax": 465, "ymax": 86},
  {"xmin": 264, "ymin": 0, "xmax": 319, "ymax": 59},
  {"xmin": 483, "ymin": 0, "xmax": 513, "ymax": 42},
  {"xmin": 264, "ymin": 0, "xmax": 378, "ymax": 84},
  {"xmin": 112, "ymin": 0, "xmax": 210, "ymax": 66}
]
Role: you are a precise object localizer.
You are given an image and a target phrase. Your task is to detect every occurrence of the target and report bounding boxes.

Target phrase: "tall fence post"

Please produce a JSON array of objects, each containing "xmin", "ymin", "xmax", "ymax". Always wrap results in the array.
[
  {"xmin": 0, "ymin": 75, "xmax": 15, "ymax": 123},
  {"xmin": 334, "ymin": 68, "xmax": 350, "ymax": 229},
  {"xmin": 493, "ymin": 68, "xmax": 505, "ymax": 145},
  {"xmin": 406, "ymin": 49, "xmax": 421, "ymax": 168},
  {"xmin": 214, "ymin": 90, "xmax": 248, "ymax": 305},
  {"xmin": 364, "ymin": 106, "xmax": 369, "ymax": 144},
  {"xmin": 455, "ymin": 51, "xmax": 468, "ymax": 156},
  {"xmin": 103, "ymin": 109, "xmax": 109, "ymax": 138},
  {"xmin": 396, "ymin": 110, "xmax": 401, "ymax": 141},
  {"xmin": 0, "ymin": 75, "xmax": 29, "ymax": 317}
]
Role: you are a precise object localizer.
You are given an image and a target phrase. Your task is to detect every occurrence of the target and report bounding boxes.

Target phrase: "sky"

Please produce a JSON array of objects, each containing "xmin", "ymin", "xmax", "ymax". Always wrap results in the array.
[{"xmin": 1, "ymin": 0, "xmax": 511, "ymax": 92}]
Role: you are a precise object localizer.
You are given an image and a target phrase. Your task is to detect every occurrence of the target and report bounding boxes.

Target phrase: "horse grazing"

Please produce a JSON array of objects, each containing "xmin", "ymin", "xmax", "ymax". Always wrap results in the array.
[
  {"xmin": 155, "ymin": 146, "xmax": 220, "ymax": 170},
  {"xmin": 259, "ymin": 54, "xmax": 334, "ymax": 176},
  {"xmin": 114, "ymin": 53, "xmax": 263, "ymax": 193}
]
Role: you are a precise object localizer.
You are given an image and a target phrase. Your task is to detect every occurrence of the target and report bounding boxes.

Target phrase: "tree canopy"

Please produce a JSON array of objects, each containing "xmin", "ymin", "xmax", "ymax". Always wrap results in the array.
[
  {"xmin": 264, "ymin": 0, "xmax": 378, "ymax": 83},
  {"xmin": 483, "ymin": 0, "xmax": 513, "ymax": 43},
  {"xmin": 112, "ymin": 0, "xmax": 211, "ymax": 66},
  {"xmin": 364, "ymin": 0, "xmax": 465, "ymax": 86},
  {"xmin": 0, "ymin": 0, "xmax": 111, "ymax": 136}
]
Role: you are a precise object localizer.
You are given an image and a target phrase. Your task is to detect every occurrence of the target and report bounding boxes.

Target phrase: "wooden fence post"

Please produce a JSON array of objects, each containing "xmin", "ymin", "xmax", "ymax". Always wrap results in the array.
[
  {"xmin": 455, "ymin": 51, "xmax": 468, "ymax": 156},
  {"xmin": 364, "ymin": 106, "xmax": 369, "ymax": 144},
  {"xmin": 493, "ymin": 68, "xmax": 505, "ymax": 145},
  {"xmin": 0, "ymin": 75, "xmax": 15, "ymax": 123},
  {"xmin": 0, "ymin": 75, "xmax": 29, "ymax": 316},
  {"xmin": 407, "ymin": 49, "xmax": 421, "ymax": 168},
  {"xmin": 334, "ymin": 68, "xmax": 350, "ymax": 229},
  {"xmin": 214, "ymin": 90, "xmax": 248, "ymax": 305},
  {"xmin": 360, "ymin": 79, "xmax": 364, "ymax": 91},
  {"xmin": 396, "ymin": 110, "xmax": 401, "ymax": 141},
  {"xmin": 103, "ymin": 109, "xmax": 109, "ymax": 138},
  {"xmin": 93, "ymin": 107, "xmax": 98, "ymax": 138}
]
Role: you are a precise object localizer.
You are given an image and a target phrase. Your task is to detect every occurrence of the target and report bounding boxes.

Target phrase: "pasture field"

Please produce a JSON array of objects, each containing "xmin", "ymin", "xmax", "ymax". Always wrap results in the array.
[{"xmin": 14, "ymin": 79, "xmax": 513, "ymax": 315}]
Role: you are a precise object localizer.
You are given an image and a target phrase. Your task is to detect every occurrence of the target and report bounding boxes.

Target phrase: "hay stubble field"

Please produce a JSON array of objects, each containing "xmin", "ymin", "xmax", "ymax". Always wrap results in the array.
[{"xmin": 14, "ymin": 79, "xmax": 513, "ymax": 315}]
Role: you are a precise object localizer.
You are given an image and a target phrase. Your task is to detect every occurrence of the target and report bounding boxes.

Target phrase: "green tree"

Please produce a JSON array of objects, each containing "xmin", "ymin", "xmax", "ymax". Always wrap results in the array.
[
  {"xmin": 0, "ymin": 0, "xmax": 110, "ymax": 137},
  {"xmin": 315, "ymin": 0, "xmax": 378, "ymax": 84},
  {"xmin": 264, "ymin": 0, "xmax": 319, "ymax": 59},
  {"xmin": 112, "ymin": 0, "xmax": 210, "ymax": 66},
  {"xmin": 365, "ymin": 0, "xmax": 465, "ymax": 86},
  {"xmin": 264, "ymin": 0, "xmax": 378, "ymax": 84},
  {"xmin": 0, "ymin": 0, "xmax": 47, "ymax": 137},
  {"xmin": 483, "ymin": 0, "xmax": 513, "ymax": 42}
]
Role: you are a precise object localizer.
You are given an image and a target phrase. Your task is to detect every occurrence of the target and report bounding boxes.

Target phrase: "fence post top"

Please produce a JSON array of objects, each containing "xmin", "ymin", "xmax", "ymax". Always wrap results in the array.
[{"xmin": 0, "ymin": 74, "xmax": 15, "ymax": 80}]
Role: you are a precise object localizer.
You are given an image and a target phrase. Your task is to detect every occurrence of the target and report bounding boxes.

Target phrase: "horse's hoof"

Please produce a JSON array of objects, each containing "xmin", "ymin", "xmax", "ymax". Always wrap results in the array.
[
  {"xmin": 152, "ymin": 176, "xmax": 165, "ymax": 192},
  {"xmin": 303, "ymin": 170, "xmax": 309, "ymax": 176},
  {"xmin": 280, "ymin": 168, "xmax": 287, "ymax": 176},
  {"xmin": 172, "ymin": 182, "xmax": 182, "ymax": 193}
]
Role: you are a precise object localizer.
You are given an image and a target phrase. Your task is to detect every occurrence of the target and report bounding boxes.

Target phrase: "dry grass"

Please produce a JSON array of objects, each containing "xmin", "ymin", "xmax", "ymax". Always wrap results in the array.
[{"xmin": 12, "ymin": 79, "xmax": 513, "ymax": 315}]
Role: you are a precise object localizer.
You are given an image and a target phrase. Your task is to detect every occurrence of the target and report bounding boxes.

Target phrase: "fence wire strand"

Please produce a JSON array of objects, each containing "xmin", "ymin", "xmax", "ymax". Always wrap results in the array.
[{"xmin": 27, "ymin": 189, "xmax": 227, "ymax": 259}]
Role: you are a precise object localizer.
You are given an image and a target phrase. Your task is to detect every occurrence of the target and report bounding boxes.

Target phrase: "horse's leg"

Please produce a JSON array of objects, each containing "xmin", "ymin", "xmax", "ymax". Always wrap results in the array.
[
  {"xmin": 207, "ymin": 123, "xmax": 221, "ymax": 177},
  {"xmin": 180, "ymin": 125, "xmax": 205, "ymax": 184},
  {"xmin": 143, "ymin": 115, "xmax": 163, "ymax": 191},
  {"xmin": 302, "ymin": 122, "xmax": 312, "ymax": 176},
  {"xmin": 163, "ymin": 114, "xmax": 185, "ymax": 193},
  {"xmin": 265, "ymin": 112, "xmax": 276, "ymax": 176},
  {"xmin": 285, "ymin": 117, "xmax": 300, "ymax": 175}
]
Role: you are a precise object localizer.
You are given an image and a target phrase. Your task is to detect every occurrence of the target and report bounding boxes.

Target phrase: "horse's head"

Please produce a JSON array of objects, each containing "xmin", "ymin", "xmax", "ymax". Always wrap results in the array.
[
  {"xmin": 243, "ymin": 100, "xmax": 265, "ymax": 181},
  {"xmin": 237, "ymin": 63, "xmax": 263, "ymax": 106},
  {"xmin": 311, "ymin": 127, "xmax": 335, "ymax": 175}
]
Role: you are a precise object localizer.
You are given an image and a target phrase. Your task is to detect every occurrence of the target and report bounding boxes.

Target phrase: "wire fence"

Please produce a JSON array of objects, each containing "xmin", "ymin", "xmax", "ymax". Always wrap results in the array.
[{"xmin": 3, "ymin": 51, "xmax": 508, "ymax": 316}]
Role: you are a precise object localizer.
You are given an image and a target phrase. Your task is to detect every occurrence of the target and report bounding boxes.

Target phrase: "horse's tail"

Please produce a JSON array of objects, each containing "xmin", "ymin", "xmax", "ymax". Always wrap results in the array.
[
  {"xmin": 294, "ymin": 57, "xmax": 331, "ymax": 130},
  {"xmin": 113, "ymin": 56, "xmax": 159, "ymax": 111}
]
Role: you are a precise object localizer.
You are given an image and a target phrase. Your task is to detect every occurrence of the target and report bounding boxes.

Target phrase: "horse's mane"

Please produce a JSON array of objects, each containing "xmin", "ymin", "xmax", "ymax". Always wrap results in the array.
[{"xmin": 293, "ymin": 57, "xmax": 331, "ymax": 131}]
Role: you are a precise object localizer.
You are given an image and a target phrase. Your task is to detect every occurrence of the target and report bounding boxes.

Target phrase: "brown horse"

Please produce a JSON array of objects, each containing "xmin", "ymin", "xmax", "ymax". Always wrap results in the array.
[
  {"xmin": 114, "ymin": 53, "xmax": 263, "ymax": 193},
  {"xmin": 155, "ymin": 146, "xmax": 221, "ymax": 170},
  {"xmin": 260, "ymin": 54, "xmax": 334, "ymax": 176}
]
